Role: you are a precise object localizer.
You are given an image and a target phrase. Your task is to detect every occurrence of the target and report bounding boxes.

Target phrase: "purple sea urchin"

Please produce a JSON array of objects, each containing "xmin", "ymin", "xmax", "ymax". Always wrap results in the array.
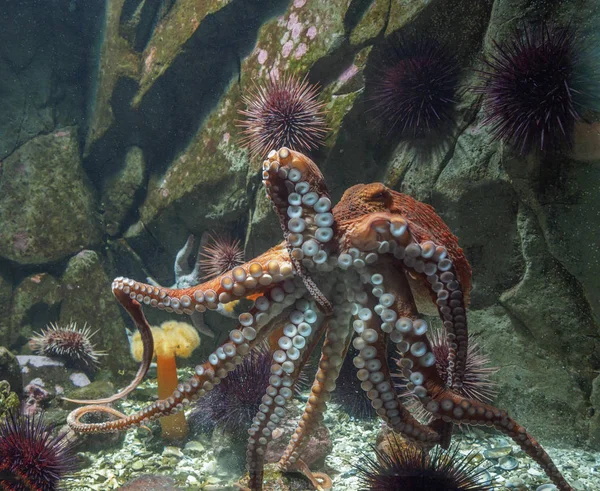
[
  {"xmin": 189, "ymin": 343, "xmax": 275, "ymax": 435},
  {"xmin": 0, "ymin": 411, "xmax": 78, "ymax": 491},
  {"xmin": 199, "ymin": 233, "xmax": 244, "ymax": 280},
  {"xmin": 237, "ymin": 73, "xmax": 327, "ymax": 158},
  {"xmin": 477, "ymin": 23, "xmax": 582, "ymax": 154},
  {"xmin": 370, "ymin": 36, "xmax": 461, "ymax": 136},
  {"xmin": 331, "ymin": 344, "xmax": 376, "ymax": 419},
  {"xmin": 395, "ymin": 325, "xmax": 498, "ymax": 424},
  {"xmin": 28, "ymin": 321, "xmax": 103, "ymax": 370},
  {"xmin": 190, "ymin": 343, "xmax": 307, "ymax": 436},
  {"xmin": 357, "ymin": 435, "xmax": 492, "ymax": 491}
]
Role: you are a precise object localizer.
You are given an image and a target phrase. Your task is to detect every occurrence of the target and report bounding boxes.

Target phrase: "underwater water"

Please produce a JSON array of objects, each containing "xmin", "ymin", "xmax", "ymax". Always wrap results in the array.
[{"xmin": 1, "ymin": 0, "xmax": 600, "ymax": 490}]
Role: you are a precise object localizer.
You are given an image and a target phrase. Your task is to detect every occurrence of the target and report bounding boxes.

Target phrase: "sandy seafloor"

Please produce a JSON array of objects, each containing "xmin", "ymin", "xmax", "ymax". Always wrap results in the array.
[{"xmin": 64, "ymin": 377, "xmax": 600, "ymax": 491}]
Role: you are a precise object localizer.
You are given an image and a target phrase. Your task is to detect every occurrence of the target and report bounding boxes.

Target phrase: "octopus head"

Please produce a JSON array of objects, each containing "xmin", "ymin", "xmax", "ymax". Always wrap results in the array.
[{"xmin": 335, "ymin": 183, "xmax": 394, "ymax": 222}]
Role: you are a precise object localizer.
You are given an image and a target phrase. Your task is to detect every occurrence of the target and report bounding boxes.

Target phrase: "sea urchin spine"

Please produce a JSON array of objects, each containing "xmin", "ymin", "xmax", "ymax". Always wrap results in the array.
[
  {"xmin": 0, "ymin": 410, "xmax": 78, "ymax": 491},
  {"xmin": 395, "ymin": 325, "xmax": 498, "ymax": 424},
  {"xmin": 370, "ymin": 36, "xmax": 461, "ymax": 136},
  {"xmin": 29, "ymin": 321, "xmax": 104, "ymax": 370},
  {"xmin": 199, "ymin": 232, "xmax": 245, "ymax": 280},
  {"xmin": 357, "ymin": 434, "xmax": 492, "ymax": 491},
  {"xmin": 237, "ymin": 73, "xmax": 327, "ymax": 158},
  {"xmin": 477, "ymin": 23, "xmax": 583, "ymax": 154},
  {"xmin": 189, "ymin": 343, "xmax": 275, "ymax": 435}
]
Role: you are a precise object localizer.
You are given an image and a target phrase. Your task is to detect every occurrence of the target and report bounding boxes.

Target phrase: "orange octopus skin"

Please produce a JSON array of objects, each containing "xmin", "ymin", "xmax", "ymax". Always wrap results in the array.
[{"xmin": 66, "ymin": 148, "xmax": 572, "ymax": 491}]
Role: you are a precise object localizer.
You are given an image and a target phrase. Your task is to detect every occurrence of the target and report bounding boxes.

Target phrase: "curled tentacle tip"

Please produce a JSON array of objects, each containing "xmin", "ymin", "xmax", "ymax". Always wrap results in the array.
[{"xmin": 313, "ymin": 472, "xmax": 333, "ymax": 490}]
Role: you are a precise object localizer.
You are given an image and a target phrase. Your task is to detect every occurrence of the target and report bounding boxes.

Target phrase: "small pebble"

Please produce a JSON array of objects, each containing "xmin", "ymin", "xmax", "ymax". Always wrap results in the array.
[
  {"xmin": 162, "ymin": 446, "xmax": 184, "ymax": 459},
  {"xmin": 183, "ymin": 440, "xmax": 205, "ymax": 455}
]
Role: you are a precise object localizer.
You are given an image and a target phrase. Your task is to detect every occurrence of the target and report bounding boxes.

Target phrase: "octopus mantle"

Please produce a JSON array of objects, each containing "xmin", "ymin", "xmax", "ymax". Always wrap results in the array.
[{"xmin": 67, "ymin": 148, "xmax": 573, "ymax": 491}]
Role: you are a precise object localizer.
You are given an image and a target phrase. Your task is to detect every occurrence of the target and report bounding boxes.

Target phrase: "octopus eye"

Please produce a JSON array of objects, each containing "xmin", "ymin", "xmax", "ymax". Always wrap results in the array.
[{"xmin": 371, "ymin": 190, "xmax": 388, "ymax": 201}]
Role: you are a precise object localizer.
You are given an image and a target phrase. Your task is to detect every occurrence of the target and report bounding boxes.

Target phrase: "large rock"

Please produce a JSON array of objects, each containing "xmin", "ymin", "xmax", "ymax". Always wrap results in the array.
[
  {"xmin": 500, "ymin": 207, "xmax": 598, "ymax": 377},
  {"xmin": 468, "ymin": 307, "xmax": 589, "ymax": 444},
  {"xmin": 59, "ymin": 250, "xmax": 136, "ymax": 376},
  {"xmin": 0, "ymin": 272, "xmax": 12, "ymax": 343},
  {"xmin": 102, "ymin": 146, "xmax": 146, "ymax": 236},
  {"xmin": 84, "ymin": 0, "xmax": 140, "ymax": 156},
  {"xmin": 0, "ymin": 0, "xmax": 100, "ymax": 159},
  {"xmin": 6, "ymin": 273, "xmax": 62, "ymax": 349},
  {"xmin": 0, "ymin": 128, "xmax": 101, "ymax": 264}
]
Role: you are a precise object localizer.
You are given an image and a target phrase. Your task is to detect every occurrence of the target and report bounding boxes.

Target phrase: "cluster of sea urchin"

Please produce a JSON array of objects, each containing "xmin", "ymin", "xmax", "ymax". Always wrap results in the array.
[
  {"xmin": 237, "ymin": 73, "xmax": 327, "ymax": 158},
  {"xmin": 29, "ymin": 321, "xmax": 103, "ymax": 370},
  {"xmin": 357, "ymin": 434, "xmax": 492, "ymax": 491},
  {"xmin": 0, "ymin": 410, "xmax": 78, "ymax": 491},
  {"xmin": 395, "ymin": 324, "xmax": 498, "ymax": 423},
  {"xmin": 477, "ymin": 23, "xmax": 583, "ymax": 154},
  {"xmin": 199, "ymin": 232, "xmax": 245, "ymax": 280},
  {"xmin": 369, "ymin": 36, "xmax": 461, "ymax": 137}
]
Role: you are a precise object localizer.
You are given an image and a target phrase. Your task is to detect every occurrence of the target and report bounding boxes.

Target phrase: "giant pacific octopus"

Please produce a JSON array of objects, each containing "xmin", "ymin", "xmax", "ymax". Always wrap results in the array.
[{"xmin": 67, "ymin": 148, "xmax": 573, "ymax": 491}]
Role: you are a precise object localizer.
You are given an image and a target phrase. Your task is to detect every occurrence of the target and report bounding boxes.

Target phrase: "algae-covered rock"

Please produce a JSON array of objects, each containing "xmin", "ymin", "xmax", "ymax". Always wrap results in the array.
[
  {"xmin": 7, "ymin": 273, "xmax": 62, "ymax": 349},
  {"xmin": 500, "ymin": 207, "xmax": 598, "ymax": 376},
  {"xmin": 590, "ymin": 375, "xmax": 600, "ymax": 448},
  {"xmin": 0, "ymin": 347, "xmax": 22, "ymax": 396},
  {"xmin": 0, "ymin": 1, "xmax": 99, "ymax": 160},
  {"xmin": 0, "ymin": 128, "xmax": 101, "ymax": 264},
  {"xmin": 59, "ymin": 250, "xmax": 135, "ymax": 377},
  {"xmin": 468, "ymin": 306, "xmax": 589, "ymax": 444},
  {"xmin": 102, "ymin": 146, "xmax": 146, "ymax": 236},
  {"xmin": 61, "ymin": 380, "xmax": 116, "ymax": 411},
  {"xmin": 536, "ymin": 161, "xmax": 600, "ymax": 323},
  {"xmin": 0, "ymin": 272, "xmax": 12, "ymax": 344},
  {"xmin": 84, "ymin": 0, "xmax": 140, "ymax": 155}
]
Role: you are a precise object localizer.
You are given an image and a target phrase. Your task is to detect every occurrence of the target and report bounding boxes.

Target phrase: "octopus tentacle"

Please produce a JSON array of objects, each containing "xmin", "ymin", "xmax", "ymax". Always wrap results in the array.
[
  {"xmin": 295, "ymin": 458, "xmax": 332, "ymax": 491},
  {"xmin": 428, "ymin": 388, "xmax": 572, "ymax": 491},
  {"xmin": 278, "ymin": 281, "xmax": 354, "ymax": 473},
  {"xmin": 113, "ymin": 247, "xmax": 294, "ymax": 317},
  {"xmin": 63, "ymin": 289, "xmax": 154, "ymax": 405},
  {"xmin": 344, "ymin": 211, "xmax": 469, "ymax": 390},
  {"xmin": 246, "ymin": 297, "xmax": 326, "ymax": 490},
  {"xmin": 352, "ymin": 265, "xmax": 442, "ymax": 444},
  {"xmin": 262, "ymin": 148, "xmax": 334, "ymax": 314},
  {"xmin": 67, "ymin": 280, "xmax": 304, "ymax": 433},
  {"xmin": 66, "ymin": 249, "xmax": 295, "ymax": 406},
  {"xmin": 67, "ymin": 334, "xmax": 253, "ymax": 433},
  {"xmin": 66, "ymin": 405, "xmax": 151, "ymax": 432}
]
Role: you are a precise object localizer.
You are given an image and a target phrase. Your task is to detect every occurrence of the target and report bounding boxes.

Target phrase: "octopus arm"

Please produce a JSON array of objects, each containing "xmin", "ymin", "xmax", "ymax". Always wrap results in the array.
[
  {"xmin": 66, "ymin": 270, "xmax": 303, "ymax": 434},
  {"xmin": 343, "ymin": 210, "xmax": 471, "ymax": 391},
  {"xmin": 246, "ymin": 294, "xmax": 328, "ymax": 489},
  {"xmin": 65, "ymin": 246, "xmax": 294, "ymax": 407}
]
